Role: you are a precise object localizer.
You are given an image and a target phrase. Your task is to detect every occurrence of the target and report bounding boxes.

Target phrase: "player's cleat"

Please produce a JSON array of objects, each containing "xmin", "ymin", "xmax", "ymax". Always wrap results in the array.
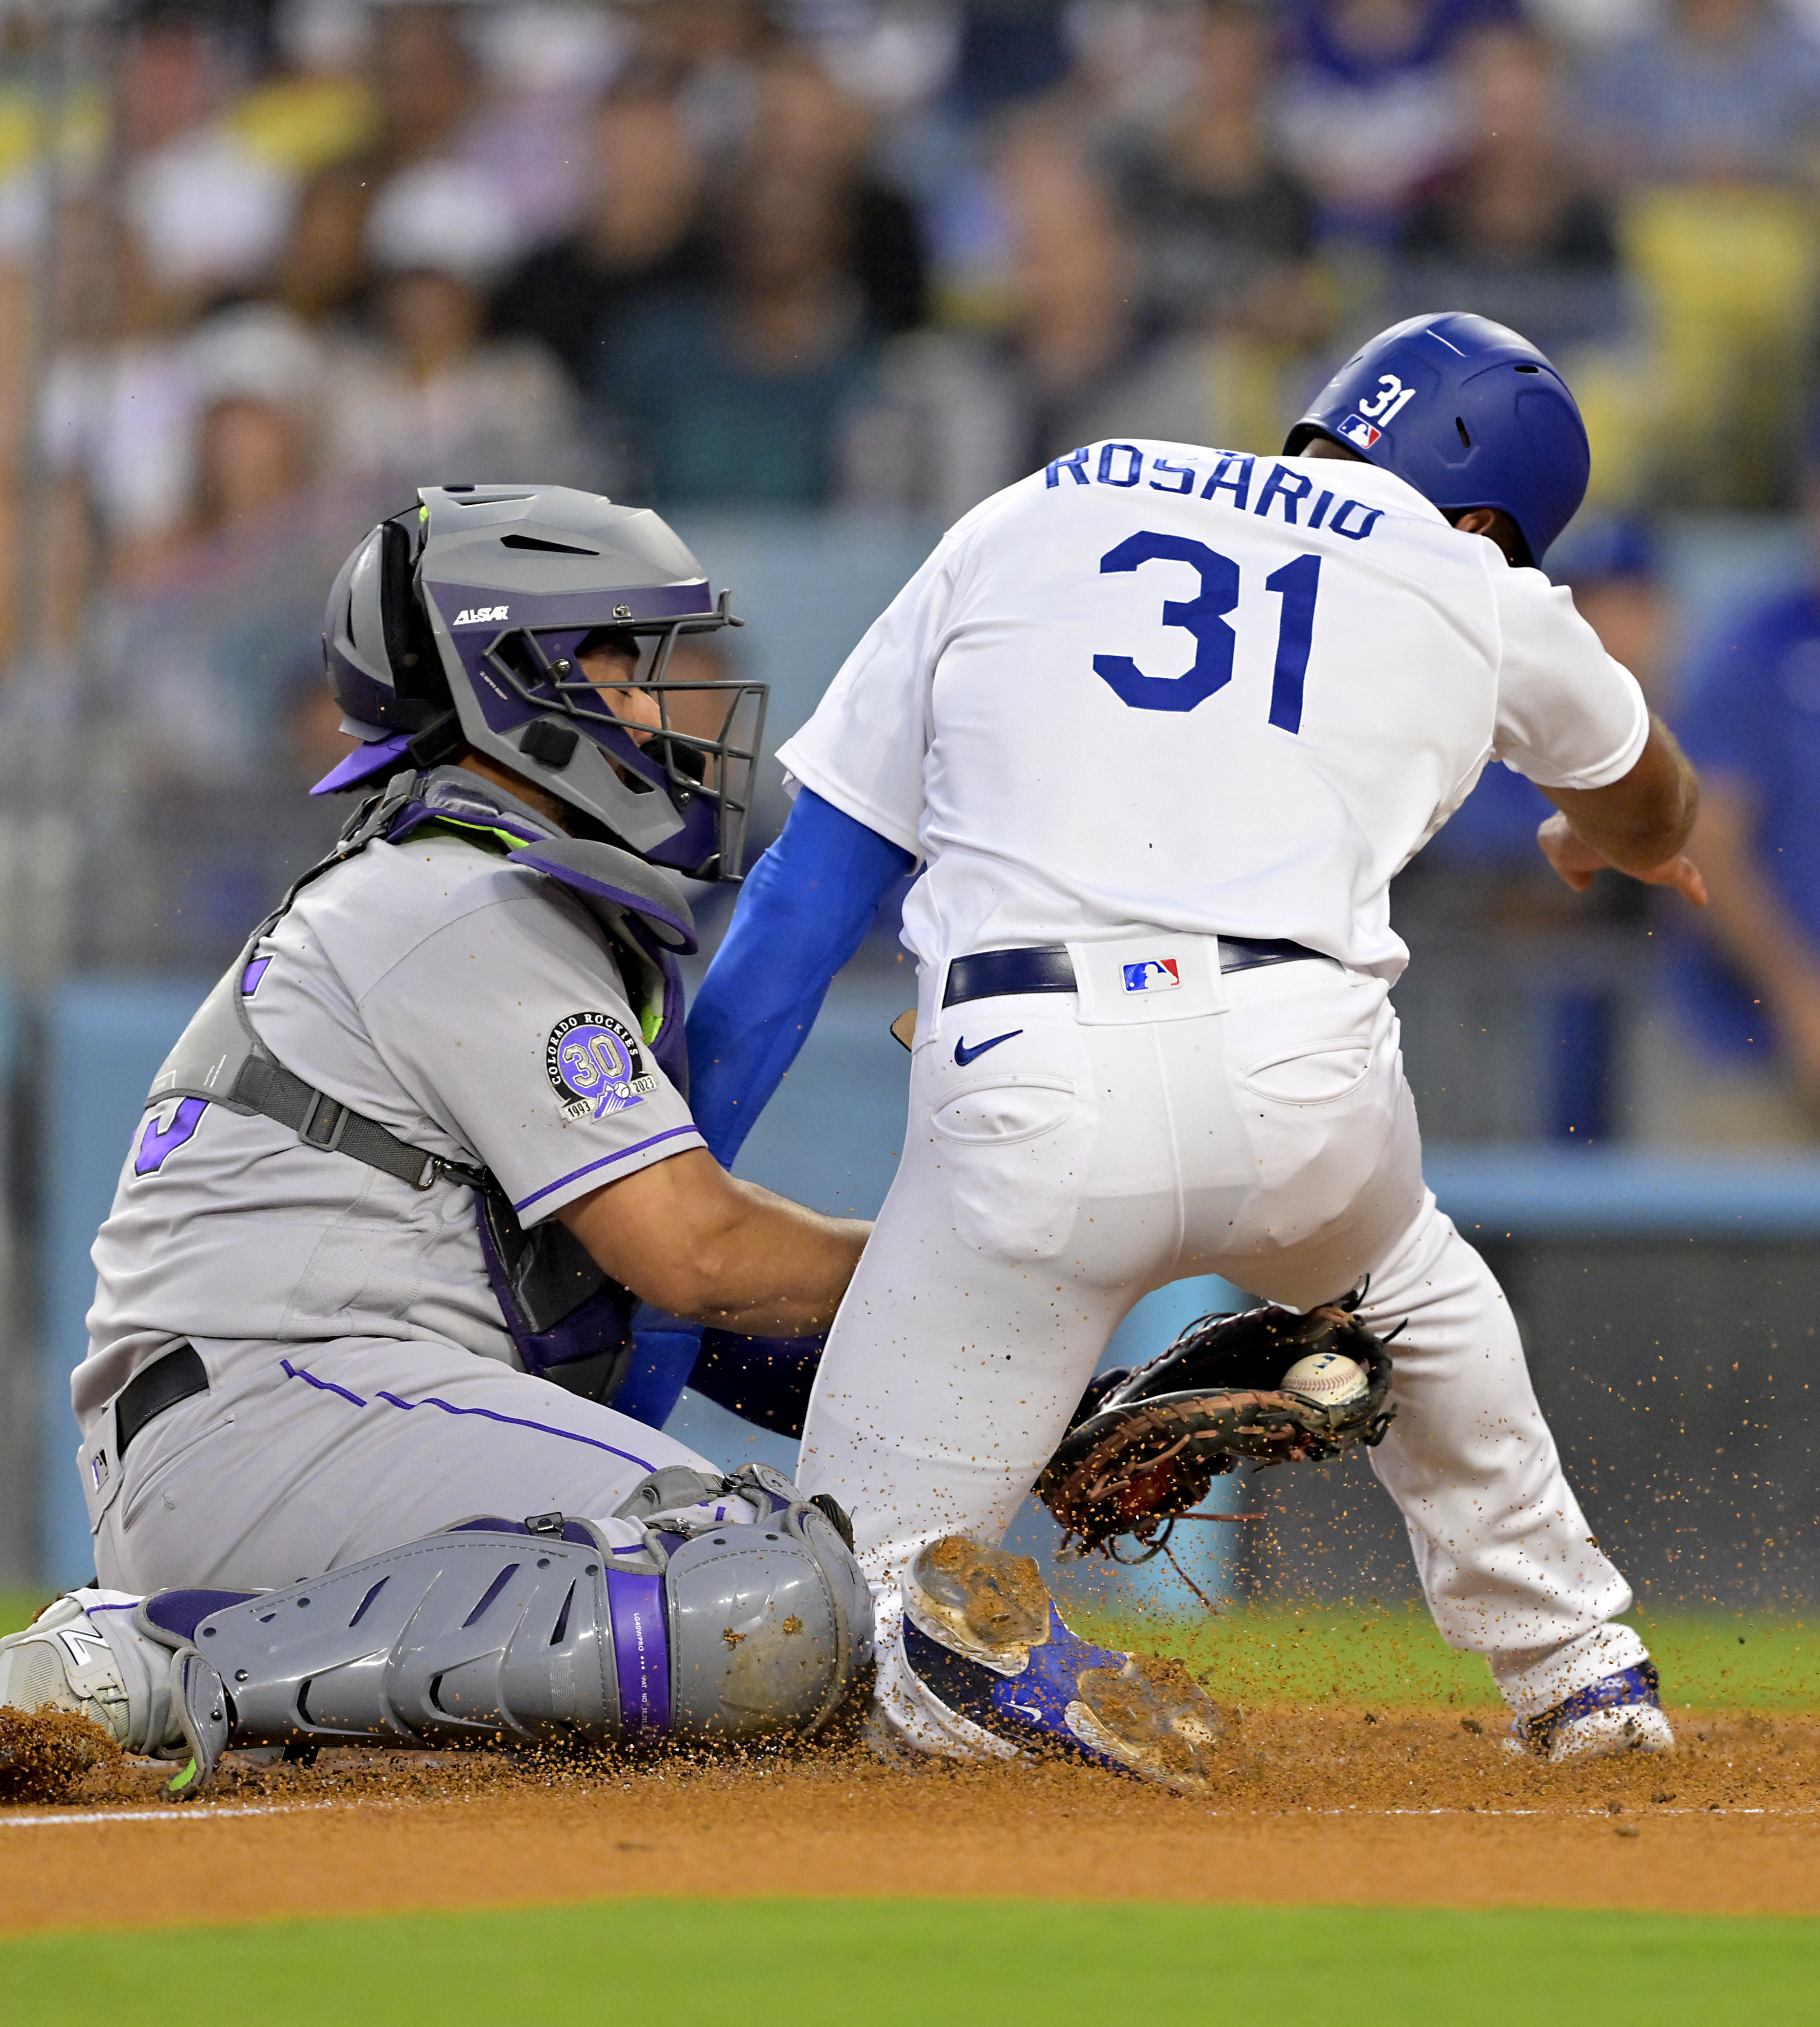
[
  {"xmin": 1503, "ymin": 1661, "xmax": 1674, "ymax": 1763},
  {"xmin": 899, "ymin": 1535, "xmax": 1227, "ymax": 1794},
  {"xmin": 0, "ymin": 1593, "xmax": 137, "ymax": 1745}
]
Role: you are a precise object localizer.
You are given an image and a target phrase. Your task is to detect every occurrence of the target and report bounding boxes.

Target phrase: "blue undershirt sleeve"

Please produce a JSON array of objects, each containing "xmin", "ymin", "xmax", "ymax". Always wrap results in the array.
[
  {"xmin": 685, "ymin": 787, "xmax": 915, "ymax": 1168},
  {"xmin": 620, "ymin": 792, "xmax": 909, "ymax": 1433}
]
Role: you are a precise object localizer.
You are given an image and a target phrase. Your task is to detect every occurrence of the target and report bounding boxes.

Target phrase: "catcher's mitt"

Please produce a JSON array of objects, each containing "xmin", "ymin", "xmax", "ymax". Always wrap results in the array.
[{"xmin": 1035, "ymin": 1293, "xmax": 1397, "ymax": 1560}]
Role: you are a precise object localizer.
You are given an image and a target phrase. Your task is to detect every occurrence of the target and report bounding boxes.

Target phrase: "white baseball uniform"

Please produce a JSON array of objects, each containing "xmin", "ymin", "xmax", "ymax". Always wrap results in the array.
[{"xmin": 776, "ymin": 440, "xmax": 1652, "ymax": 1750}]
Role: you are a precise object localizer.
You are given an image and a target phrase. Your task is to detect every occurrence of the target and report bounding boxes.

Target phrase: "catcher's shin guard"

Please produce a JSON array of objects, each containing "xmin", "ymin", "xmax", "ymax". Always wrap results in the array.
[
  {"xmin": 140, "ymin": 1467, "xmax": 873, "ymax": 1797},
  {"xmin": 899, "ymin": 1536, "xmax": 1227, "ymax": 1794},
  {"xmin": 139, "ymin": 1526, "xmax": 624, "ymax": 1798}
]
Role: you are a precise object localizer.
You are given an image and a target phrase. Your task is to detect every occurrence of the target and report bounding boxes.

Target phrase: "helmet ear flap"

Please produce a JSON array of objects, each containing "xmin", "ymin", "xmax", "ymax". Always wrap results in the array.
[{"xmin": 379, "ymin": 515, "xmax": 443, "ymax": 706}]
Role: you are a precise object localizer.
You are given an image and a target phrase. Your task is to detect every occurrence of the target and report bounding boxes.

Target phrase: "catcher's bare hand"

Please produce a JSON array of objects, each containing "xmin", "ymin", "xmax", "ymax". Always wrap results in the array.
[{"xmin": 1537, "ymin": 812, "xmax": 1708, "ymax": 907}]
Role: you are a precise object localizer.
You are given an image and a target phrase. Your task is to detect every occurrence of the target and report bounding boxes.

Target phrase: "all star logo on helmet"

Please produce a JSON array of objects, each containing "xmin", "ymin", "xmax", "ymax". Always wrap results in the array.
[
  {"xmin": 546, "ymin": 1011, "xmax": 659, "ymax": 1120},
  {"xmin": 452, "ymin": 604, "xmax": 510, "ymax": 626}
]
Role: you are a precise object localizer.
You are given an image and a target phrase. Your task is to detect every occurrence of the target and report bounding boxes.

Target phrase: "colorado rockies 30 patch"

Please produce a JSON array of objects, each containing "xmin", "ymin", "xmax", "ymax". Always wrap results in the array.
[{"xmin": 546, "ymin": 1012, "xmax": 659, "ymax": 1121}]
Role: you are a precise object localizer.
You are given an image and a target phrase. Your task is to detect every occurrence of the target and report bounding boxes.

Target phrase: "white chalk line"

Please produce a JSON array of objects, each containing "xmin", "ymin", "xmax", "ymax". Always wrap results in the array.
[
  {"xmin": 0, "ymin": 1801, "xmax": 345, "ymax": 1829},
  {"xmin": 1374, "ymin": 1806, "xmax": 1796, "ymax": 1818},
  {"xmin": 0, "ymin": 1801, "xmax": 1807, "ymax": 1830}
]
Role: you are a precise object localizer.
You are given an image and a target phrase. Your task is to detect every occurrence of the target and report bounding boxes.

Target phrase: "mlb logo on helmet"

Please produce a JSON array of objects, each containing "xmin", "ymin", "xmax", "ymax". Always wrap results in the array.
[
  {"xmin": 1122, "ymin": 958, "xmax": 1180, "ymax": 994},
  {"xmin": 1338, "ymin": 415, "xmax": 1381, "ymax": 450}
]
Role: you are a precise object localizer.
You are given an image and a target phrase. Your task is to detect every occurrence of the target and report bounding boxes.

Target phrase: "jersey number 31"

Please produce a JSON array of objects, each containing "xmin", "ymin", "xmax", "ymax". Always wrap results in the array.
[{"xmin": 1091, "ymin": 532, "xmax": 1321, "ymax": 732}]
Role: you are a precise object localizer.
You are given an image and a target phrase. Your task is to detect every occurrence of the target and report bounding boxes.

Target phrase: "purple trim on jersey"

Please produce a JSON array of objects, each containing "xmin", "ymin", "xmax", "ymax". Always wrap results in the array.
[
  {"xmin": 136, "ymin": 1097, "xmax": 208, "ymax": 1176},
  {"xmin": 512, "ymin": 1125, "xmax": 702, "ymax": 1215},
  {"xmin": 607, "ymin": 1570, "xmax": 671, "ymax": 1734},
  {"xmin": 280, "ymin": 1358, "xmax": 367, "ymax": 1406},
  {"xmin": 609, "ymin": 1543, "xmax": 648, "ymax": 1555},
  {"xmin": 241, "ymin": 956, "xmax": 271, "ymax": 995},
  {"xmin": 369, "ymin": 1390, "xmax": 658, "ymax": 1471},
  {"xmin": 278, "ymin": 1358, "xmax": 660, "ymax": 1471},
  {"xmin": 310, "ymin": 734, "xmax": 412, "ymax": 797}
]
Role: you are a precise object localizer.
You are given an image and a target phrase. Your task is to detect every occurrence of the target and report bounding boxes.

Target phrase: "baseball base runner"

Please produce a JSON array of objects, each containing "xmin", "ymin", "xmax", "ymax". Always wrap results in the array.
[{"xmin": 684, "ymin": 312, "xmax": 1705, "ymax": 1772}]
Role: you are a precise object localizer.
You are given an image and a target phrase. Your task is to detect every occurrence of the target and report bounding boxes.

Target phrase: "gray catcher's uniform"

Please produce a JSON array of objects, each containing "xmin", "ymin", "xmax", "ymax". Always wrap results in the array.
[{"xmin": 78, "ymin": 766, "xmax": 722, "ymax": 1593}]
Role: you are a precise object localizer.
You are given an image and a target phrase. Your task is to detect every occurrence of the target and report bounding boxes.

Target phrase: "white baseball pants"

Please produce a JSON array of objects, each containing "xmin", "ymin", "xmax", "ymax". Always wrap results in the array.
[{"xmin": 795, "ymin": 933, "xmax": 1646, "ymax": 1742}]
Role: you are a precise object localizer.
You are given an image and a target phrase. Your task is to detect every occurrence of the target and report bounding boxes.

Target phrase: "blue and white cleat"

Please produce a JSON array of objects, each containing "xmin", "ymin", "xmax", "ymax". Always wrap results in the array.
[
  {"xmin": 899, "ymin": 1536, "xmax": 1227, "ymax": 1794},
  {"xmin": 1504, "ymin": 1662, "xmax": 1674, "ymax": 1763}
]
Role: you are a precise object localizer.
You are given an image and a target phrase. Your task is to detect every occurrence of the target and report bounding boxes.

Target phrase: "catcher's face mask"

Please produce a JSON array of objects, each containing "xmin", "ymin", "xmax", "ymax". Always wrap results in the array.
[{"xmin": 320, "ymin": 485, "xmax": 767, "ymax": 881}]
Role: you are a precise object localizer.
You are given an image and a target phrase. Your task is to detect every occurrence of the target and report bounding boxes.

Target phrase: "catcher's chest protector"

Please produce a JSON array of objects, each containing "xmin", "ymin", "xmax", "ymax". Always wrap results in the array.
[{"xmin": 141, "ymin": 768, "xmax": 697, "ymax": 1391}]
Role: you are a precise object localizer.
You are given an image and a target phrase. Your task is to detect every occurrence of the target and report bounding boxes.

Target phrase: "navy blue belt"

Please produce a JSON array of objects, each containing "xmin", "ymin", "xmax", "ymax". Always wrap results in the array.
[
  {"xmin": 115, "ymin": 1341, "xmax": 207, "ymax": 1460},
  {"xmin": 942, "ymin": 940, "xmax": 1325, "ymax": 1009}
]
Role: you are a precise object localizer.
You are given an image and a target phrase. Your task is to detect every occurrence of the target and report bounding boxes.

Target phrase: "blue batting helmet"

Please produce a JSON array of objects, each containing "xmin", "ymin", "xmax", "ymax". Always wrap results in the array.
[{"xmin": 1285, "ymin": 313, "xmax": 1590, "ymax": 566}]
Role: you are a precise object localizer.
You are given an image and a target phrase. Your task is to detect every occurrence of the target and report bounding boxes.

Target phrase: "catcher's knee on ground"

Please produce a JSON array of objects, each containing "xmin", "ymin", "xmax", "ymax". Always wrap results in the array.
[{"xmin": 2, "ymin": 1464, "xmax": 873, "ymax": 1794}]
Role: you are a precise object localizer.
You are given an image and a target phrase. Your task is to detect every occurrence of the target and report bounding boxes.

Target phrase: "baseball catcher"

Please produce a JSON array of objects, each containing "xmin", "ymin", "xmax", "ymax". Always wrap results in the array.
[
  {"xmin": 0, "ymin": 485, "xmax": 885, "ymax": 1784},
  {"xmin": 1038, "ymin": 1295, "xmax": 1397, "ymax": 1561}
]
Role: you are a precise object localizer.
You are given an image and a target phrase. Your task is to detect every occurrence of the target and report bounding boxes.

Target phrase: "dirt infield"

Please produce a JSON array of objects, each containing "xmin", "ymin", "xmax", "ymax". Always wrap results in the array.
[{"xmin": 4, "ymin": 1707, "xmax": 1819, "ymax": 1933}]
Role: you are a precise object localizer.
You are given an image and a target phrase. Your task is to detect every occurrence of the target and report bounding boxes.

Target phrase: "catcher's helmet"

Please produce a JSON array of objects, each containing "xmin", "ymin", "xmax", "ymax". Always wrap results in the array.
[
  {"xmin": 1285, "ymin": 313, "xmax": 1589, "ymax": 566},
  {"xmin": 318, "ymin": 484, "xmax": 765, "ymax": 880}
]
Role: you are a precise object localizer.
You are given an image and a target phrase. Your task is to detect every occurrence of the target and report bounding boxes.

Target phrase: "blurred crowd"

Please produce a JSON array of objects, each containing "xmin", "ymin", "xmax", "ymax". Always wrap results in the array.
[
  {"xmin": 23, "ymin": 0, "xmax": 1820, "ymax": 626},
  {"xmin": 1, "ymin": 0, "xmax": 1819, "ymax": 1139}
]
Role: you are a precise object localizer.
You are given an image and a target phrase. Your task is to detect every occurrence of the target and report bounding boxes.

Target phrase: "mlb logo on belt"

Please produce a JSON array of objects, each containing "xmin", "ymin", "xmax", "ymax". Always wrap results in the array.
[
  {"xmin": 1338, "ymin": 414, "xmax": 1381, "ymax": 450},
  {"xmin": 1122, "ymin": 958, "xmax": 1180, "ymax": 994}
]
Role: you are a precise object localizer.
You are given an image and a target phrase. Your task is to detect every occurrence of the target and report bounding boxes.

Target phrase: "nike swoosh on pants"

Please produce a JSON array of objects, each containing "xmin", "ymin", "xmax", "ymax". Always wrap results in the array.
[{"xmin": 954, "ymin": 1029, "xmax": 1023, "ymax": 1067}]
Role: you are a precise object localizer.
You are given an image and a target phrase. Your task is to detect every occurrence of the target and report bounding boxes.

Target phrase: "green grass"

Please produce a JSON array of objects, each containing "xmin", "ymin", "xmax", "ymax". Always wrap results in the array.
[
  {"xmin": 2, "ymin": 1899, "xmax": 1814, "ymax": 2024},
  {"xmin": 6, "ymin": 1588, "xmax": 1816, "ymax": 1708},
  {"xmin": 1072, "ymin": 1601, "xmax": 1820, "ymax": 1709},
  {"xmin": 0, "ymin": 1591, "xmax": 40, "ymax": 1638}
]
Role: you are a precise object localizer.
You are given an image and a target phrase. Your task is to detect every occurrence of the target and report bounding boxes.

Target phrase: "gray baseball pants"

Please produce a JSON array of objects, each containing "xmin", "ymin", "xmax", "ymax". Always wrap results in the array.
[{"xmin": 83, "ymin": 1332, "xmax": 712, "ymax": 1593}]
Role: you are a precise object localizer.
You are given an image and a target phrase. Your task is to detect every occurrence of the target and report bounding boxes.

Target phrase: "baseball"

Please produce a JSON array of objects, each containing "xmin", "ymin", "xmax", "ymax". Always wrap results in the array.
[{"xmin": 1280, "ymin": 1351, "xmax": 1368, "ymax": 1407}]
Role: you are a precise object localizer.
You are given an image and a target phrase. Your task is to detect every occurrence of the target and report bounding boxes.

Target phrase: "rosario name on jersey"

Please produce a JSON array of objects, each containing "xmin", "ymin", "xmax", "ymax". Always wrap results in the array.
[{"xmin": 777, "ymin": 440, "xmax": 1649, "ymax": 979}]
